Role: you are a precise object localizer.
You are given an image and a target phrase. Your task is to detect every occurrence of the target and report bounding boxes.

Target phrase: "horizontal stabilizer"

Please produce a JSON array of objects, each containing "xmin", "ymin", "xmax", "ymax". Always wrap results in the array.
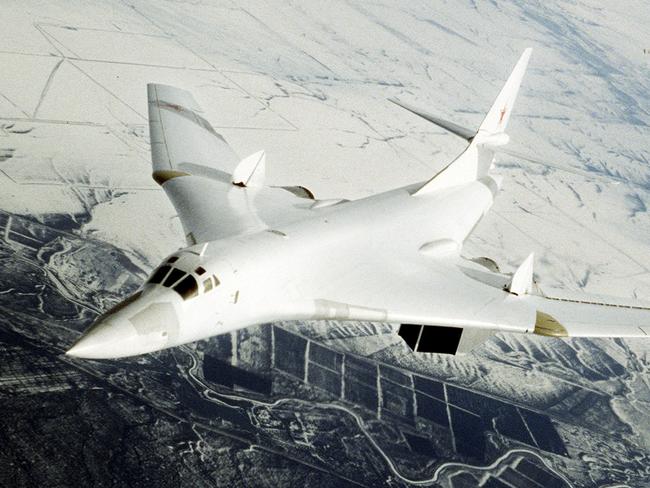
[
  {"xmin": 389, "ymin": 98, "xmax": 475, "ymax": 141},
  {"xmin": 494, "ymin": 145, "xmax": 650, "ymax": 190}
]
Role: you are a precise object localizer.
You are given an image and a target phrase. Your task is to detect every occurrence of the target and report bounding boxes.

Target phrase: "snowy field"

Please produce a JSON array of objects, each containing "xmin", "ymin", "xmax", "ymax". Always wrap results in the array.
[{"xmin": 1, "ymin": 1, "xmax": 649, "ymax": 487}]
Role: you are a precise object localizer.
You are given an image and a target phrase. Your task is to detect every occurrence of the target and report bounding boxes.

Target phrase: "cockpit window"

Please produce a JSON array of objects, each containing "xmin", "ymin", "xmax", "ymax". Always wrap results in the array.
[
  {"xmin": 203, "ymin": 278, "xmax": 213, "ymax": 292},
  {"xmin": 148, "ymin": 263, "xmax": 217, "ymax": 300},
  {"xmin": 149, "ymin": 265, "xmax": 171, "ymax": 284},
  {"xmin": 203, "ymin": 275, "xmax": 220, "ymax": 292},
  {"xmin": 167, "ymin": 256, "xmax": 179, "ymax": 264},
  {"xmin": 163, "ymin": 268, "xmax": 185, "ymax": 287},
  {"xmin": 174, "ymin": 275, "xmax": 198, "ymax": 300}
]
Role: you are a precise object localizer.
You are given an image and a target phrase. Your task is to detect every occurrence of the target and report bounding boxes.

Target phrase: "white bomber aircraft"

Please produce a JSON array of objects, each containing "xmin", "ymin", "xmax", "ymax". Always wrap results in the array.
[{"xmin": 67, "ymin": 49, "xmax": 650, "ymax": 359}]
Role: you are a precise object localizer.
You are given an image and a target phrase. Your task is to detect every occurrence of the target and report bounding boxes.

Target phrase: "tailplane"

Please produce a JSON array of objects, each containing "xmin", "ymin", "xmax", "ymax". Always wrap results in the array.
[{"xmin": 394, "ymin": 48, "xmax": 532, "ymax": 195}]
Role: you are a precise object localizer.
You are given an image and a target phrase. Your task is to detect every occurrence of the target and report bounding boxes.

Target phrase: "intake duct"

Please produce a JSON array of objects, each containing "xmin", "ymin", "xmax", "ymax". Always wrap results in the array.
[{"xmin": 398, "ymin": 324, "xmax": 463, "ymax": 355}]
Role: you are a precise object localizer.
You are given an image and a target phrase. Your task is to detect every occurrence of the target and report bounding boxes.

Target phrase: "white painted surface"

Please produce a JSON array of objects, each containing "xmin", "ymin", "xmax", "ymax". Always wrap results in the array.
[{"xmin": 68, "ymin": 57, "xmax": 650, "ymax": 358}]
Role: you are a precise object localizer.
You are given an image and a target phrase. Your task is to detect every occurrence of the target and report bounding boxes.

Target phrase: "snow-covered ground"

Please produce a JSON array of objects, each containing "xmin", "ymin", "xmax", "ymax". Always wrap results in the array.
[
  {"xmin": 1, "ymin": 1, "xmax": 649, "ymax": 486},
  {"xmin": 2, "ymin": 1, "xmax": 649, "ymax": 288}
]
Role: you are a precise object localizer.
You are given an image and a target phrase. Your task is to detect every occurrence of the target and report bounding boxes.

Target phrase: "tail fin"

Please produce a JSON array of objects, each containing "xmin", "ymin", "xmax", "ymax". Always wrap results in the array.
[
  {"xmin": 476, "ymin": 47, "xmax": 532, "ymax": 137},
  {"xmin": 411, "ymin": 48, "xmax": 532, "ymax": 196}
]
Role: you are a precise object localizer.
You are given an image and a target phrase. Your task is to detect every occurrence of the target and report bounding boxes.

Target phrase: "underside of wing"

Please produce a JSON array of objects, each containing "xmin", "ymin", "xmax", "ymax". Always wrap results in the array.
[
  {"xmin": 523, "ymin": 292, "xmax": 650, "ymax": 338},
  {"xmin": 299, "ymin": 253, "xmax": 650, "ymax": 355},
  {"xmin": 297, "ymin": 253, "xmax": 536, "ymax": 355},
  {"xmin": 459, "ymin": 256, "xmax": 650, "ymax": 339},
  {"xmin": 147, "ymin": 84, "xmax": 321, "ymax": 243}
]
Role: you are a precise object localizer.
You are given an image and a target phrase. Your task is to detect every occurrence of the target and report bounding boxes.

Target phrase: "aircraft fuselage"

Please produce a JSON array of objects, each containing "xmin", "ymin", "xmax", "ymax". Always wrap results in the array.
[{"xmin": 66, "ymin": 176, "xmax": 500, "ymax": 359}]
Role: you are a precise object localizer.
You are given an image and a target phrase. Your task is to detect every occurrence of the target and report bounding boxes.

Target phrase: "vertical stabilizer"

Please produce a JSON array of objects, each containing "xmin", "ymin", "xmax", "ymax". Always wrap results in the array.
[
  {"xmin": 476, "ymin": 48, "xmax": 532, "ymax": 137},
  {"xmin": 414, "ymin": 49, "xmax": 532, "ymax": 196}
]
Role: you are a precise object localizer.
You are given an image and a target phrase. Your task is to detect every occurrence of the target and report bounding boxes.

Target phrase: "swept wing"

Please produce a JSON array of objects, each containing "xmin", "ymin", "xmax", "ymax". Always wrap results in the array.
[{"xmin": 147, "ymin": 83, "xmax": 320, "ymax": 244}]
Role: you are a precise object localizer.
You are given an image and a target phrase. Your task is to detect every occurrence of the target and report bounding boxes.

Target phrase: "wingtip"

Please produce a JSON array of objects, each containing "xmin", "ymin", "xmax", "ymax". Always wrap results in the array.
[{"xmin": 146, "ymin": 83, "xmax": 203, "ymax": 113}]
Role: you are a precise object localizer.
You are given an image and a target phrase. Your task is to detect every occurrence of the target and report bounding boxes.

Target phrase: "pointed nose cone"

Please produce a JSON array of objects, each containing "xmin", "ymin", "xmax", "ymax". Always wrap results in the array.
[
  {"xmin": 66, "ymin": 317, "xmax": 141, "ymax": 359},
  {"xmin": 66, "ymin": 292, "xmax": 179, "ymax": 359}
]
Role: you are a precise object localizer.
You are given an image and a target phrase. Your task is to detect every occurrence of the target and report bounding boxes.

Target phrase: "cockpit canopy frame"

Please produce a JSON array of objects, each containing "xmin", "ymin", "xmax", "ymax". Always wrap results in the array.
[{"xmin": 146, "ymin": 255, "xmax": 220, "ymax": 300}]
